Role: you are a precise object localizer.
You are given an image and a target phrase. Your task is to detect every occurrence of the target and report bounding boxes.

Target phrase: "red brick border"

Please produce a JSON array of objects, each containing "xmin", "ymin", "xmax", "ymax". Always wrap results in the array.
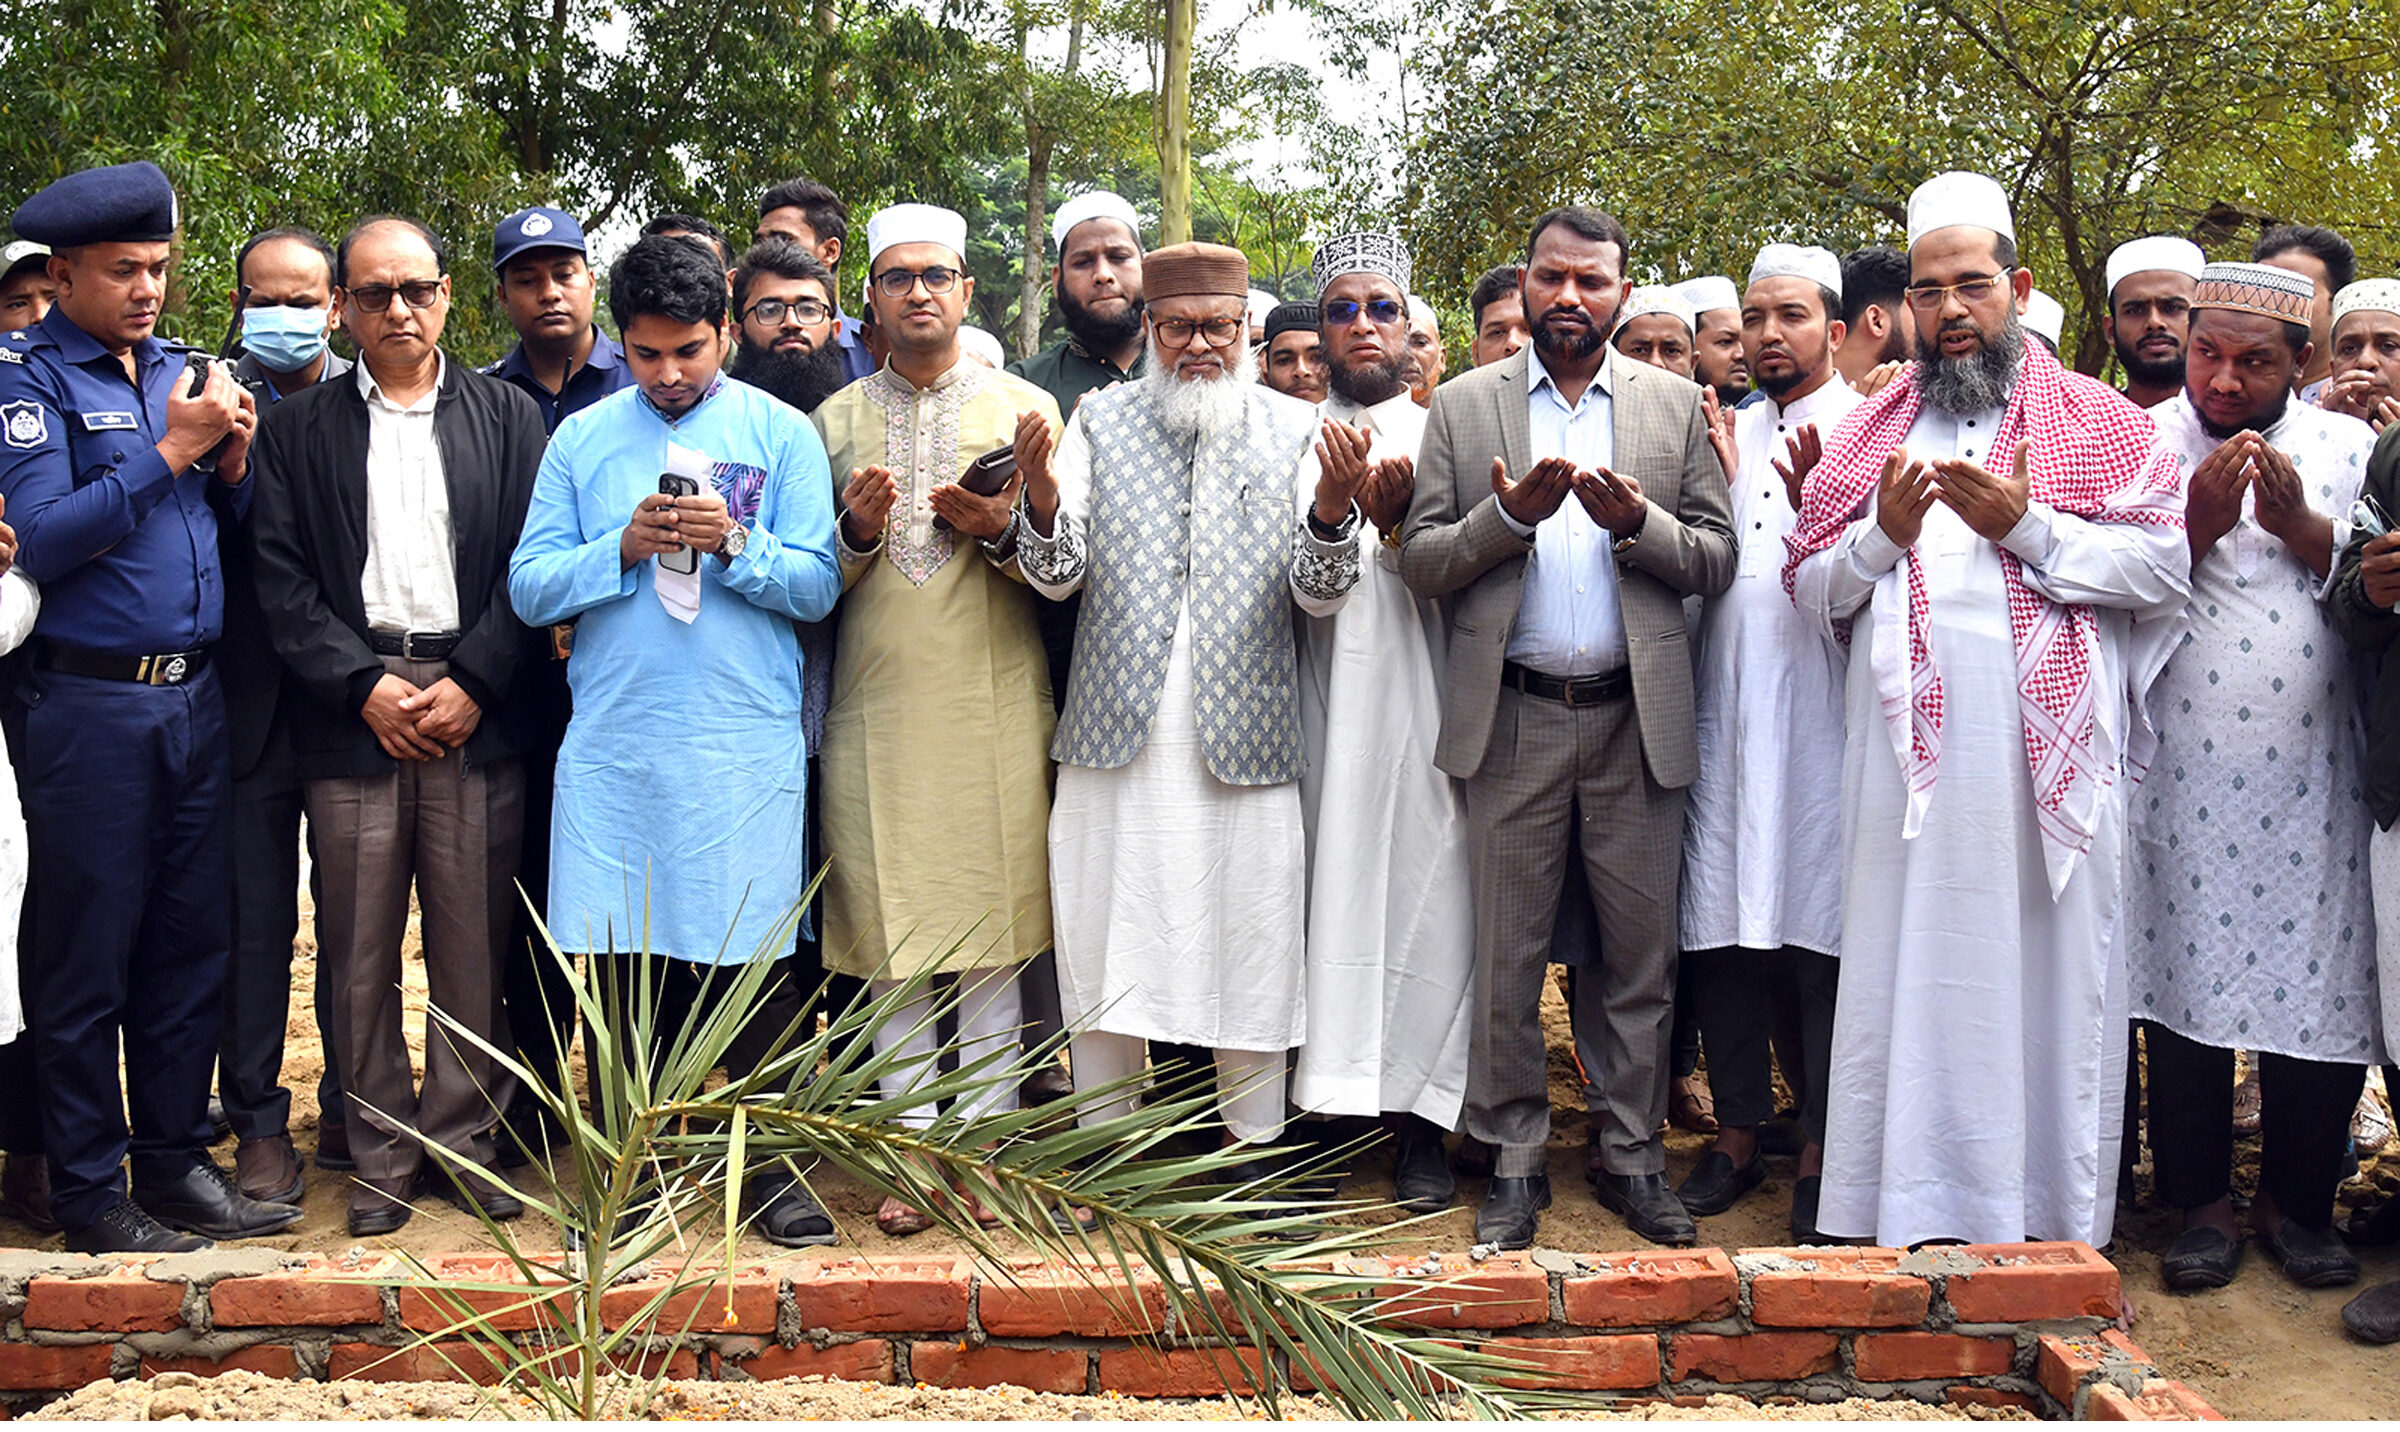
[{"xmin": 0, "ymin": 1242, "xmax": 2217, "ymax": 1417}]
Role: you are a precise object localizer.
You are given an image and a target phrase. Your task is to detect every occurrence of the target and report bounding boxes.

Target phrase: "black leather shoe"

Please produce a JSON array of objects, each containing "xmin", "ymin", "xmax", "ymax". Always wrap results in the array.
[
  {"xmin": 2344, "ymin": 1195, "xmax": 2400, "ymax": 1246},
  {"xmin": 1, "ymin": 1153, "xmax": 61, "ymax": 1234},
  {"xmin": 1790, "ymin": 1174, "xmax": 1827, "ymax": 1244},
  {"xmin": 1391, "ymin": 1118, "xmax": 1456, "ymax": 1214},
  {"xmin": 1676, "ymin": 1150, "xmax": 1767, "ymax": 1217},
  {"xmin": 1592, "ymin": 1170, "xmax": 1697, "ymax": 1246},
  {"xmin": 1451, "ymin": 1135, "xmax": 1496, "ymax": 1180},
  {"xmin": 431, "ymin": 1163, "xmax": 524, "ymax": 1222},
  {"xmin": 207, "ymin": 1096, "xmax": 232, "ymax": 1143},
  {"xmin": 2260, "ymin": 1220, "xmax": 2361, "ymax": 1289},
  {"xmin": 2343, "ymin": 1280, "xmax": 2400, "ymax": 1344},
  {"xmin": 348, "ymin": 1170, "xmax": 428, "ymax": 1238},
  {"xmin": 493, "ymin": 1097, "xmax": 558, "ymax": 1171},
  {"xmin": 65, "ymin": 1199, "xmax": 209, "ymax": 1253},
  {"xmin": 135, "ymin": 1160, "xmax": 306, "ymax": 1241},
  {"xmin": 1474, "ymin": 1174, "xmax": 1550, "ymax": 1249},
  {"xmin": 2161, "ymin": 1225, "xmax": 2243, "ymax": 1290}
]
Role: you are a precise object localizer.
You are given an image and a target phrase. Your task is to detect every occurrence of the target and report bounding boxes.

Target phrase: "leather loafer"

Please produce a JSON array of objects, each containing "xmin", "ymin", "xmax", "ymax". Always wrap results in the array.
[
  {"xmin": 1676, "ymin": 1150, "xmax": 1767, "ymax": 1218},
  {"xmin": 348, "ymin": 1170, "xmax": 428, "ymax": 1238},
  {"xmin": 1391, "ymin": 1117, "xmax": 1456, "ymax": 1214},
  {"xmin": 1, "ymin": 1153, "xmax": 61, "ymax": 1234},
  {"xmin": 2260, "ymin": 1219, "xmax": 2361, "ymax": 1289},
  {"xmin": 431, "ymin": 1162, "xmax": 524, "ymax": 1222},
  {"xmin": 65, "ymin": 1199, "xmax": 208, "ymax": 1254},
  {"xmin": 314, "ymin": 1118, "xmax": 356, "ymax": 1172},
  {"xmin": 1474, "ymin": 1173, "xmax": 1550, "ymax": 1249},
  {"xmin": 2342, "ymin": 1280, "xmax": 2400, "ymax": 1344},
  {"xmin": 2161, "ymin": 1225, "xmax": 2243, "ymax": 1290},
  {"xmin": 1592, "ymin": 1170, "xmax": 1697, "ymax": 1246},
  {"xmin": 136, "ymin": 1160, "xmax": 306, "ymax": 1241},
  {"xmin": 235, "ymin": 1134, "xmax": 305, "ymax": 1206},
  {"xmin": 1790, "ymin": 1174, "xmax": 1828, "ymax": 1245}
]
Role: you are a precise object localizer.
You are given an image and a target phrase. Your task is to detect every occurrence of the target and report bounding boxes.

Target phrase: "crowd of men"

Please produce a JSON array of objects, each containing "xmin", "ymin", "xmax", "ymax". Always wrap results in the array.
[{"xmin": 0, "ymin": 154, "xmax": 2398, "ymax": 1343}]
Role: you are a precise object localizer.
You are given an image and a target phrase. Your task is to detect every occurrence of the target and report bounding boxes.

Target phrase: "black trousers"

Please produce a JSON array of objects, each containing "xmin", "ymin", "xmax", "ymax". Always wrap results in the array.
[
  {"xmin": 1686, "ymin": 945, "xmax": 1837, "ymax": 1142},
  {"xmin": 218, "ymin": 726, "xmax": 340, "ymax": 1140},
  {"xmin": 503, "ymin": 667, "xmax": 577, "ymax": 1098},
  {"xmin": 585, "ymin": 951, "xmax": 812, "ymax": 1098},
  {"xmin": 16, "ymin": 669, "xmax": 229, "ymax": 1231},
  {"xmin": 2143, "ymin": 1021, "xmax": 2365, "ymax": 1232}
]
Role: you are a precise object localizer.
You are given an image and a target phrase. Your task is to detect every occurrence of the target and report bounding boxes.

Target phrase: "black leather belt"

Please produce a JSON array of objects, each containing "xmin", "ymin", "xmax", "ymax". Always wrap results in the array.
[
  {"xmin": 368, "ymin": 630, "xmax": 462, "ymax": 660},
  {"xmin": 1504, "ymin": 660, "xmax": 1630, "ymax": 706},
  {"xmin": 35, "ymin": 641, "xmax": 211, "ymax": 687}
]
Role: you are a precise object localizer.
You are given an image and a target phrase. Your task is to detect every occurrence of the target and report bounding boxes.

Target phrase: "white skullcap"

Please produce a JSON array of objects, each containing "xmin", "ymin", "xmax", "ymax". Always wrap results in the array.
[
  {"xmin": 2104, "ymin": 236, "xmax": 2205, "ymax": 297},
  {"xmin": 2334, "ymin": 279, "xmax": 2400, "ymax": 328},
  {"xmin": 1614, "ymin": 285, "xmax": 1695, "ymax": 337},
  {"xmin": 1408, "ymin": 295, "xmax": 1438, "ymax": 328},
  {"xmin": 1906, "ymin": 171, "xmax": 2015, "ymax": 250},
  {"xmin": 1247, "ymin": 289, "xmax": 1277, "ymax": 327},
  {"xmin": 865, "ymin": 202, "xmax": 968, "ymax": 265},
  {"xmin": 2022, "ymin": 289, "xmax": 2065, "ymax": 346},
  {"xmin": 1, "ymin": 239, "xmax": 49, "ymax": 271},
  {"xmin": 1049, "ymin": 191, "xmax": 1141, "ymax": 252},
  {"xmin": 1310, "ymin": 232, "xmax": 1412, "ymax": 295},
  {"xmin": 958, "ymin": 325, "xmax": 1005, "ymax": 367},
  {"xmin": 1674, "ymin": 275, "xmax": 1740, "ymax": 315},
  {"xmin": 1748, "ymin": 244, "xmax": 1843, "ymax": 299}
]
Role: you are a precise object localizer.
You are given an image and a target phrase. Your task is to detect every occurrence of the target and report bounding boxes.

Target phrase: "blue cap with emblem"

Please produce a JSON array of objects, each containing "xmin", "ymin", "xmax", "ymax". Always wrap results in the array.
[
  {"xmin": 10, "ymin": 161, "xmax": 179, "ymax": 248},
  {"xmin": 492, "ymin": 206, "xmax": 587, "ymax": 271}
]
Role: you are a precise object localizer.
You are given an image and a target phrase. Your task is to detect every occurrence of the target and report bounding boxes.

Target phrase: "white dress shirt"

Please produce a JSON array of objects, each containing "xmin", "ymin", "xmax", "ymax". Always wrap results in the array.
[
  {"xmin": 1498, "ymin": 347, "xmax": 1623, "ymax": 676},
  {"xmin": 357, "ymin": 357, "xmax": 460, "ymax": 634}
]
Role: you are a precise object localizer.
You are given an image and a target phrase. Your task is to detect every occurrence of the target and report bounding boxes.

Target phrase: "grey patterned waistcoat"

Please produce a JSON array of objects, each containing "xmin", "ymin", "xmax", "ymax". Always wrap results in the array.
[{"xmin": 1052, "ymin": 383, "xmax": 1323, "ymax": 786}]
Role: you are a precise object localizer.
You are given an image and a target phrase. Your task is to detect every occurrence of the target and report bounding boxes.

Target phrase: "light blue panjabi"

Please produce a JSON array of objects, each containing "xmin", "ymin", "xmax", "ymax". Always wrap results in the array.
[{"xmin": 509, "ymin": 376, "xmax": 840, "ymax": 965}]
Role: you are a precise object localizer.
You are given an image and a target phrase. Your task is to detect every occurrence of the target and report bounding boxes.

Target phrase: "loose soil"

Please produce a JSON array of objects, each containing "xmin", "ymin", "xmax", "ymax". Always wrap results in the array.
[{"xmin": 5, "ymin": 897, "xmax": 2393, "ymax": 1418}]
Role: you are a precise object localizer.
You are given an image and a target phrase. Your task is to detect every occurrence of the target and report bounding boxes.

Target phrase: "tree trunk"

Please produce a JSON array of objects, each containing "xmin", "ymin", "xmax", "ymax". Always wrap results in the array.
[
  {"xmin": 1157, "ymin": 0, "xmax": 1194, "ymax": 244},
  {"xmin": 1020, "ymin": 138, "xmax": 1052, "ymax": 360}
]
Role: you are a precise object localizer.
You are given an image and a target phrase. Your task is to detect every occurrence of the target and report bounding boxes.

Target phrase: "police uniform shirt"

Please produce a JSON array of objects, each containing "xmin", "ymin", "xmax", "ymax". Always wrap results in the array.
[
  {"xmin": 0, "ymin": 310, "xmax": 241, "ymax": 655},
  {"xmin": 486, "ymin": 325, "xmax": 635, "ymax": 435}
]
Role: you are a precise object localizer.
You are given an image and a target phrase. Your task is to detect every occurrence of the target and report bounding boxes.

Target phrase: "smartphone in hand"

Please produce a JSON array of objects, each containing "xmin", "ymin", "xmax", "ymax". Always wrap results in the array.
[{"xmin": 658, "ymin": 474, "xmax": 701, "ymax": 574}]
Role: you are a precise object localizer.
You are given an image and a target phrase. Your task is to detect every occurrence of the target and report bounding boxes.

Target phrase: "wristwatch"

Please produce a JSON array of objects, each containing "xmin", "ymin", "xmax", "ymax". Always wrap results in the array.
[{"xmin": 721, "ymin": 523, "xmax": 749, "ymax": 560}]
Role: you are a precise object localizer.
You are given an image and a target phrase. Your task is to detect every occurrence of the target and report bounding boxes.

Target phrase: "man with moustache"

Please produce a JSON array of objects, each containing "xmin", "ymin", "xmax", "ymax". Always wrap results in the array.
[
  {"xmin": 754, "ymin": 177, "xmax": 876, "ymax": 383},
  {"xmin": 2253, "ymin": 225, "xmax": 2355, "ymax": 403},
  {"xmin": 1787, "ymin": 173, "xmax": 2189, "ymax": 1249},
  {"xmin": 2104, "ymin": 237, "xmax": 2206, "ymax": 410},
  {"xmin": 1470, "ymin": 266, "xmax": 1529, "ymax": 369},
  {"xmin": 1678, "ymin": 276, "xmax": 1749, "ymax": 406},
  {"xmin": 728, "ymin": 240, "xmax": 849, "ymax": 416},
  {"xmin": 1260, "ymin": 302, "xmax": 1327, "ymax": 404},
  {"xmin": 1013, "ymin": 191, "xmax": 1147, "ymax": 420},
  {"xmin": 1678, "ymin": 245, "xmax": 1860, "ymax": 1242},
  {"xmin": 1612, "ymin": 287, "xmax": 1698, "ymax": 378},
  {"xmin": 1294, "ymin": 233, "xmax": 1474, "ymax": 1213},
  {"xmin": 2322, "ymin": 281, "xmax": 2400, "ymax": 434},
  {"xmin": 1405, "ymin": 296, "xmax": 1446, "ymax": 406},
  {"xmin": 1400, "ymin": 206, "xmax": 1735, "ymax": 1249}
]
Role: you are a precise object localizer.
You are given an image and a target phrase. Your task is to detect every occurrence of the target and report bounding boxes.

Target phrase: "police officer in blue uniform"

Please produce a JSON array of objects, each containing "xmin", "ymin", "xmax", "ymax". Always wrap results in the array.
[{"xmin": 0, "ymin": 161, "xmax": 307, "ymax": 1251}]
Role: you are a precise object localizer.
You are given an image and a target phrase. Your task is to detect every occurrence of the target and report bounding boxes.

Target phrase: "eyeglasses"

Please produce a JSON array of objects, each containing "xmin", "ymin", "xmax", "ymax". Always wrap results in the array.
[
  {"xmin": 746, "ymin": 297, "xmax": 831, "ymax": 326},
  {"xmin": 1322, "ymin": 297, "xmax": 1405, "ymax": 326},
  {"xmin": 1152, "ymin": 315, "xmax": 1245, "ymax": 348},
  {"xmin": 344, "ymin": 279, "xmax": 444, "ymax": 313},
  {"xmin": 1904, "ymin": 269, "xmax": 2013, "ymax": 311},
  {"xmin": 872, "ymin": 265, "xmax": 961, "ymax": 297}
]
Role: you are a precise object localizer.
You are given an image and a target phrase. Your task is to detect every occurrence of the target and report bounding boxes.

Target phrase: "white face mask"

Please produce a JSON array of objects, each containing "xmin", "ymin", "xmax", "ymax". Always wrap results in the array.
[{"xmin": 241, "ymin": 304, "xmax": 330, "ymax": 373}]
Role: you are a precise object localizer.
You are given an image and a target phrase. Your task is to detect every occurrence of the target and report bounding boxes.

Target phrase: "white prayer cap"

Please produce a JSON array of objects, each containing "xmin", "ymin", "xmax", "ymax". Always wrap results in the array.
[
  {"xmin": 1247, "ymin": 289, "xmax": 1277, "ymax": 328},
  {"xmin": 1409, "ymin": 295, "xmax": 1438, "ymax": 328},
  {"xmin": 1613, "ymin": 285, "xmax": 1695, "ymax": 336},
  {"xmin": 2022, "ymin": 289, "xmax": 2065, "ymax": 346},
  {"xmin": 2104, "ymin": 236, "xmax": 2205, "ymax": 297},
  {"xmin": 1050, "ymin": 190, "xmax": 1141, "ymax": 252},
  {"xmin": 1310, "ymin": 232, "xmax": 1412, "ymax": 295},
  {"xmin": 1906, "ymin": 171, "xmax": 2015, "ymax": 250},
  {"xmin": 865, "ymin": 202, "xmax": 968, "ymax": 265},
  {"xmin": 1674, "ymin": 275, "xmax": 1740, "ymax": 315},
  {"xmin": 959, "ymin": 325, "xmax": 1005, "ymax": 367},
  {"xmin": 2334, "ymin": 279, "xmax": 2400, "ymax": 328},
  {"xmin": 1747, "ymin": 243, "xmax": 1843, "ymax": 299}
]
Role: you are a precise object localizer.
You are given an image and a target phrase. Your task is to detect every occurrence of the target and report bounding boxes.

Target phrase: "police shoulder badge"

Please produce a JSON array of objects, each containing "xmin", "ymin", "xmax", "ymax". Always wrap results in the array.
[{"xmin": 2, "ymin": 401, "xmax": 48, "ymax": 449}]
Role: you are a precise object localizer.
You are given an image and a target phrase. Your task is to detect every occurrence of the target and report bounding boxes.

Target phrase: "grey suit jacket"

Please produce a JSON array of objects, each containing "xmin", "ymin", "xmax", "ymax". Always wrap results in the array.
[{"xmin": 1397, "ymin": 346, "xmax": 1736, "ymax": 788}]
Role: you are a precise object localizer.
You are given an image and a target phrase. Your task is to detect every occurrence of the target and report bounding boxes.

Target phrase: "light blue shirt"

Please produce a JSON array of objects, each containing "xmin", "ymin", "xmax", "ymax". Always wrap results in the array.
[
  {"xmin": 509, "ymin": 375, "xmax": 840, "ymax": 965},
  {"xmin": 1499, "ymin": 347, "xmax": 1625, "ymax": 676}
]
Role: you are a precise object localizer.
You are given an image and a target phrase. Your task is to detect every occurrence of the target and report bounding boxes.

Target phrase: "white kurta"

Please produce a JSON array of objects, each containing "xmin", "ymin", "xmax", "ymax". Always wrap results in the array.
[
  {"xmin": 1794, "ymin": 400, "xmax": 2188, "ymax": 1249},
  {"xmin": 2129, "ymin": 397, "xmax": 2383, "ymax": 1062},
  {"xmin": 1681, "ymin": 377, "xmax": 1860, "ymax": 956},
  {"xmin": 0, "ymin": 571, "xmax": 37, "ymax": 1043},
  {"xmin": 1034, "ymin": 408, "xmax": 1337, "ymax": 1053},
  {"xmin": 1294, "ymin": 390, "xmax": 1475, "ymax": 1124}
]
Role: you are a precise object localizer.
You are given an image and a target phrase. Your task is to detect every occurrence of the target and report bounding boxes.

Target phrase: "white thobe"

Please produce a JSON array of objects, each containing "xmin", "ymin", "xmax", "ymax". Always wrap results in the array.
[
  {"xmin": 2129, "ymin": 397, "xmax": 2383, "ymax": 1062},
  {"xmin": 1681, "ymin": 377, "xmax": 1860, "ymax": 956},
  {"xmin": 1793, "ymin": 400, "xmax": 2189, "ymax": 1249},
  {"xmin": 1035, "ymin": 411, "xmax": 1339, "ymax": 1052},
  {"xmin": 1294, "ymin": 390, "xmax": 1475, "ymax": 1124}
]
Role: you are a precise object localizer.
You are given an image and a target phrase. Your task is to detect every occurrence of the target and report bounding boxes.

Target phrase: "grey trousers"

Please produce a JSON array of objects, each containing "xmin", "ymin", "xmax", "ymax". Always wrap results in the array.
[
  {"xmin": 1463, "ymin": 685, "xmax": 1683, "ymax": 1179},
  {"xmin": 307, "ymin": 657, "xmax": 524, "ymax": 1183}
]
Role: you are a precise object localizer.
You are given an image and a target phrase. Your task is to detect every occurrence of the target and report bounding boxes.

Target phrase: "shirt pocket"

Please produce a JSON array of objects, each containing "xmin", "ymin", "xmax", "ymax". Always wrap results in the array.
[{"xmin": 67, "ymin": 411, "xmax": 141, "ymax": 488}]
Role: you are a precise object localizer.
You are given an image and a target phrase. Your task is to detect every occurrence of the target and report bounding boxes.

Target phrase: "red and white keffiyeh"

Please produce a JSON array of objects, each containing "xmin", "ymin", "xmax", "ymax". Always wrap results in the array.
[{"xmin": 1781, "ymin": 341, "xmax": 2184, "ymax": 887}]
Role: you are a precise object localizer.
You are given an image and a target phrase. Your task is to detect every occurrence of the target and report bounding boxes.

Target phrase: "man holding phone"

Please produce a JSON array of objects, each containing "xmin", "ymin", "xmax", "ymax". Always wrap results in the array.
[{"xmin": 809, "ymin": 204, "xmax": 1062, "ymax": 1234}]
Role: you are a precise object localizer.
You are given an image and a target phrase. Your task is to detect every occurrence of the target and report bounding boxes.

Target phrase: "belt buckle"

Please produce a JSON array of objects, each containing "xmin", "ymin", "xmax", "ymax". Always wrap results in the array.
[
  {"xmin": 140, "ymin": 653, "xmax": 189, "ymax": 686},
  {"xmin": 1558, "ymin": 678, "xmax": 1581, "ymax": 708},
  {"xmin": 399, "ymin": 632, "xmax": 420, "ymax": 660}
]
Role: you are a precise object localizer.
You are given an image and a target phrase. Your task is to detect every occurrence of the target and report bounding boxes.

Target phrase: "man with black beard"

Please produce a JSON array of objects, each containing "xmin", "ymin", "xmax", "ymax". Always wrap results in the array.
[
  {"xmin": 1833, "ymin": 245, "xmax": 1913, "ymax": 395},
  {"xmin": 2103, "ymin": 237, "xmax": 2205, "ymax": 410},
  {"xmin": 729, "ymin": 241, "xmax": 850, "ymax": 416}
]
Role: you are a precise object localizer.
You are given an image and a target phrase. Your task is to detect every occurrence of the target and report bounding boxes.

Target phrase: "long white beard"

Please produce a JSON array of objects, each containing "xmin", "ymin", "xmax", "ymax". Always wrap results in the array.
[{"xmin": 1142, "ymin": 342, "xmax": 1257, "ymax": 443}]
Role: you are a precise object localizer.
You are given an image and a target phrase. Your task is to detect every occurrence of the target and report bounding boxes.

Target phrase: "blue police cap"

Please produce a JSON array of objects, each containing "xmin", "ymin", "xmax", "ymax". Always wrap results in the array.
[
  {"xmin": 11, "ymin": 161, "xmax": 179, "ymax": 248},
  {"xmin": 492, "ymin": 207, "xmax": 588, "ymax": 271}
]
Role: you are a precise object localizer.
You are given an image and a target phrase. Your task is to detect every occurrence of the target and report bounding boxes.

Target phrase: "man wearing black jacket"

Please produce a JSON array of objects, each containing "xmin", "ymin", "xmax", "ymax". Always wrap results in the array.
[{"xmin": 250, "ymin": 216, "xmax": 547, "ymax": 1237}]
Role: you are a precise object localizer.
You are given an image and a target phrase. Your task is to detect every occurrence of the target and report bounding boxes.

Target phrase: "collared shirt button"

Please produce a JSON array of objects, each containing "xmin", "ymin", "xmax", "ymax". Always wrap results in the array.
[{"xmin": 1178, "ymin": 500, "xmax": 1191, "ymax": 515}]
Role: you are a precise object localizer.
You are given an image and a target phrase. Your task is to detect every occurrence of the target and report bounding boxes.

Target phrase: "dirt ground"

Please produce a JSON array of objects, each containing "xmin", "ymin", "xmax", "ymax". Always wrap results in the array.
[
  {"xmin": 4, "ymin": 904, "xmax": 2394, "ymax": 1419},
  {"xmin": 25, "ymin": 1369, "xmax": 2031, "ymax": 1421}
]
